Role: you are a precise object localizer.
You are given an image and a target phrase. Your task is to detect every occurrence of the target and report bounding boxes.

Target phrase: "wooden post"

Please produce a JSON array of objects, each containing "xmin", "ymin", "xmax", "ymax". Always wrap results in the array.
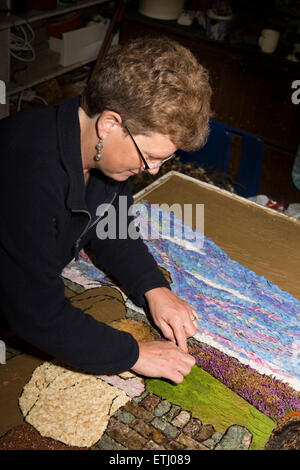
[{"xmin": 90, "ymin": 0, "xmax": 127, "ymax": 79}]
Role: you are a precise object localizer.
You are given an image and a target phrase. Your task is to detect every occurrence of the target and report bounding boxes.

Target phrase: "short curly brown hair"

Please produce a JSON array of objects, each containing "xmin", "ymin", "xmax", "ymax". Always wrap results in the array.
[{"xmin": 81, "ymin": 36, "xmax": 212, "ymax": 151}]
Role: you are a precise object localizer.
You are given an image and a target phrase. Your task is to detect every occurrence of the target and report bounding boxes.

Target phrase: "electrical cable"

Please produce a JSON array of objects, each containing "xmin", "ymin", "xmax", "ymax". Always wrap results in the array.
[
  {"xmin": 13, "ymin": 88, "xmax": 48, "ymax": 112},
  {"xmin": 16, "ymin": 89, "xmax": 24, "ymax": 112},
  {"xmin": 10, "ymin": 23, "xmax": 36, "ymax": 63}
]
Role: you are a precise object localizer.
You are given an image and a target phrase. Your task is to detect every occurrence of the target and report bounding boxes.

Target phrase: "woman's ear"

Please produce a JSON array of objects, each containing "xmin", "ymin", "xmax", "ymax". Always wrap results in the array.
[{"xmin": 96, "ymin": 110, "xmax": 122, "ymax": 139}]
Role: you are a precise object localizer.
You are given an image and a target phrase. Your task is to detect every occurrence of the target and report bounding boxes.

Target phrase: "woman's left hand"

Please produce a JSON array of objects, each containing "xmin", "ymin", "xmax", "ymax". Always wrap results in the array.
[{"xmin": 145, "ymin": 287, "xmax": 198, "ymax": 353}]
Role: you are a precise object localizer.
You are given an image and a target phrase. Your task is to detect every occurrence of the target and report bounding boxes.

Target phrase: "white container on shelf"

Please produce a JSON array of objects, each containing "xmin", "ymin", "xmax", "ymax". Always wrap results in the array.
[
  {"xmin": 49, "ymin": 20, "xmax": 110, "ymax": 67},
  {"xmin": 206, "ymin": 9, "xmax": 233, "ymax": 41},
  {"xmin": 258, "ymin": 29, "xmax": 280, "ymax": 54},
  {"xmin": 139, "ymin": 0, "xmax": 185, "ymax": 20}
]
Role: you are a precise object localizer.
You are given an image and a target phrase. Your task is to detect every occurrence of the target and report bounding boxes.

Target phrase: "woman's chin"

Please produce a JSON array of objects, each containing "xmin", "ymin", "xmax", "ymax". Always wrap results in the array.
[
  {"xmin": 115, "ymin": 171, "xmax": 134, "ymax": 180},
  {"xmin": 108, "ymin": 172, "xmax": 133, "ymax": 182}
]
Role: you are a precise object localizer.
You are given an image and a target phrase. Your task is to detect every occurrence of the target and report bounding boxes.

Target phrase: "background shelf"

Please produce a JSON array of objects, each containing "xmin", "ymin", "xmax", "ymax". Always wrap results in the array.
[{"xmin": 0, "ymin": 0, "xmax": 107, "ymax": 31}]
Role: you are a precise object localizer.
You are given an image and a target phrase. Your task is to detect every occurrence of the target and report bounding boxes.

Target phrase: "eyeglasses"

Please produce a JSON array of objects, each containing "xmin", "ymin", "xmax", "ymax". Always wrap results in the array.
[{"xmin": 125, "ymin": 126, "xmax": 175, "ymax": 171}]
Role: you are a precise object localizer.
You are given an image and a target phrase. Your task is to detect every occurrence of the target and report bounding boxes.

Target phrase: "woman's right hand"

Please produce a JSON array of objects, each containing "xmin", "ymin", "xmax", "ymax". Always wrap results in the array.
[{"xmin": 130, "ymin": 341, "xmax": 196, "ymax": 384}]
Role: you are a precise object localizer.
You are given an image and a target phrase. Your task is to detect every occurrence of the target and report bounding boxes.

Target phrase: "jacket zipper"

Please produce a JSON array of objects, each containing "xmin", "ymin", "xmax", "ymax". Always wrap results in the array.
[{"xmin": 73, "ymin": 191, "xmax": 117, "ymax": 260}]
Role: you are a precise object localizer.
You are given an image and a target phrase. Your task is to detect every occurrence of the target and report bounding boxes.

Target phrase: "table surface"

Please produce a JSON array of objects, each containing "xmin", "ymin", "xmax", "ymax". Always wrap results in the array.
[{"xmin": 135, "ymin": 172, "xmax": 300, "ymax": 302}]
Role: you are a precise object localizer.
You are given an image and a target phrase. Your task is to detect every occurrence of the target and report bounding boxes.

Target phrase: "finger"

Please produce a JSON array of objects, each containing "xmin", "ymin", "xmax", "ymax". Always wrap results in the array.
[
  {"xmin": 189, "ymin": 308, "xmax": 198, "ymax": 322},
  {"xmin": 174, "ymin": 355, "xmax": 196, "ymax": 380},
  {"xmin": 190, "ymin": 310, "xmax": 198, "ymax": 327},
  {"xmin": 171, "ymin": 322, "xmax": 188, "ymax": 353},
  {"xmin": 191, "ymin": 309, "xmax": 198, "ymax": 322},
  {"xmin": 160, "ymin": 321, "xmax": 176, "ymax": 344},
  {"xmin": 183, "ymin": 322, "xmax": 198, "ymax": 338},
  {"xmin": 181, "ymin": 309, "xmax": 198, "ymax": 336},
  {"xmin": 169, "ymin": 370, "xmax": 185, "ymax": 385},
  {"xmin": 165, "ymin": 359, "xmax": 192, "ymax": 384}
]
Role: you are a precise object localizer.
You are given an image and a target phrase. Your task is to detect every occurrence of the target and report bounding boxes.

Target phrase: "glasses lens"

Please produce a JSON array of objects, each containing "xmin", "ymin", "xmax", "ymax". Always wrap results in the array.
[
  {"xmin": 147, "ymin": 154, "xmax": 175, "ymax": 170},
  {"xmin": 147, "ymin": 161, "xmax": 160, "ymax": 170}
]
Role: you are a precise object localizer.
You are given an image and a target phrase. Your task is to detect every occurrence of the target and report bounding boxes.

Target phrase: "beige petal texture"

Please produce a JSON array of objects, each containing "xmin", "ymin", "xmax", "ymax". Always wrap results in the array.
[{"xmin": 19, "ymin": 362, "xmax": 130, "ymax": 448}]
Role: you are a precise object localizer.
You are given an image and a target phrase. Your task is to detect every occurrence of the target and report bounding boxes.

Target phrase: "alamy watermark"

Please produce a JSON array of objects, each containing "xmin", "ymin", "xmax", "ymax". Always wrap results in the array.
[
  {"xmin": 291, "ymin": 80, "xmax": 300, "ymax": 105},
  {"xmin": 95, "ymin": 197, "xmax": 204, "ymax": 248},
  {"xmin": 0, "ymin": 80, "xmax": 6, "ymax": 104}
]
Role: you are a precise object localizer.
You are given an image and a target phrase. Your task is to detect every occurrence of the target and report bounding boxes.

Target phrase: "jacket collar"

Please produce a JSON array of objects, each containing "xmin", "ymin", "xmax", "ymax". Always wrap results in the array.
[{"xmin": 56, "ymin": 96, "xmax": 88, "ymax": 211}]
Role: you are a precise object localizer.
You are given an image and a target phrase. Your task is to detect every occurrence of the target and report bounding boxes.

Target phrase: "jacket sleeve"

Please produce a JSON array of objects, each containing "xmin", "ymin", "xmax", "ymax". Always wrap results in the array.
[
  {"xmin": 0, "ymin": 177, "xmax": 139, "ymax": 375},
  {"xmin": 85, "ymin": 184, "xmax": 171, "ymax": 307}
]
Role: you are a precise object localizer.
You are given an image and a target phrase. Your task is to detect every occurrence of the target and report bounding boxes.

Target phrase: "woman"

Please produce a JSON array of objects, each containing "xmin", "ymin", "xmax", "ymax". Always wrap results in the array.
[{"xmin": 0, "ymin": 37, "xmax": 212, "ymax": 384}]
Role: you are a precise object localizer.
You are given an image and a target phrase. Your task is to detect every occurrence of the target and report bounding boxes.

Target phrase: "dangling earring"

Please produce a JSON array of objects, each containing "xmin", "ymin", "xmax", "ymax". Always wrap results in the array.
[{"xmin": 94, "ymin": 139, "xmax": 103, "ymax": 161}]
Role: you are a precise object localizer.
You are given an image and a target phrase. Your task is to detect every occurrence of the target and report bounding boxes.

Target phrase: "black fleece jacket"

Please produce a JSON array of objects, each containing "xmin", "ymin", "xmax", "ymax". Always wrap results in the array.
[{"xmin": 0, "ymin": 97, "xmax": 170, "ymax": 374}]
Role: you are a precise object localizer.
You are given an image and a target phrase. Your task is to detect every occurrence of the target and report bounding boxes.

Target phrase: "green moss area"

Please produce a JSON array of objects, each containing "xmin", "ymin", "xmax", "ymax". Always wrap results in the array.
[{"xmin": 146, "ymin": 365, "xmax": 276, "ymax": 450}]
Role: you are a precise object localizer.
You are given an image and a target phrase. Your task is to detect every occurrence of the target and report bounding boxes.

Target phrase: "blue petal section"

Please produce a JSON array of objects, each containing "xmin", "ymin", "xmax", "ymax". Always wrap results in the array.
[
  {"xmin": 76, "ymin": 257, "xmax": 112, "ymax": 284},
  {"xmin": 75, "ymin": 201, "xmax": 300, "ymax": 384}
]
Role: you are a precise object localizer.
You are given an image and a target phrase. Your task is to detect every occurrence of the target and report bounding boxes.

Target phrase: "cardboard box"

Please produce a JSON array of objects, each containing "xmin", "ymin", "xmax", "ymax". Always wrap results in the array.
[{"xmin": 49, "ymin": 21, "xmax": 111, "ymax": 67}]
